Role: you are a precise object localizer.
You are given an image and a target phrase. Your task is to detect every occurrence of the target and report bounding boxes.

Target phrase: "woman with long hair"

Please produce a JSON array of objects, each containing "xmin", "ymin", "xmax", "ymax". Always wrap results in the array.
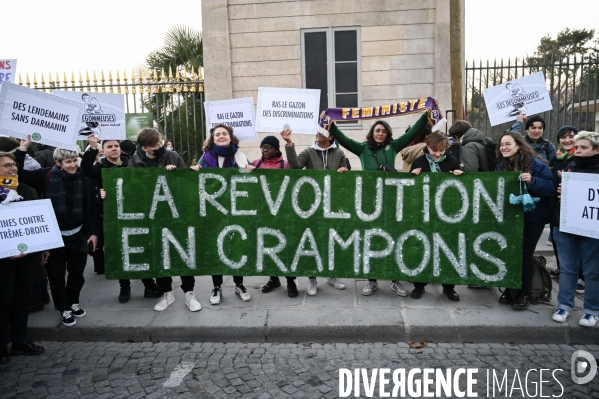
[
  {"xmin": 201, "ymin": 124, "xmax": 254, "ymax": 305},
  {"xmin": 495, "ymin": 132, "xmax": 555, "ymax": 310}
]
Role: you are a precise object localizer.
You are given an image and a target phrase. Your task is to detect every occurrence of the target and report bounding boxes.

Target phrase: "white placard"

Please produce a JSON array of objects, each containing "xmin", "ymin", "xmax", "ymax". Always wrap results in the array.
[
  {"xmin": 0, "ymin": 199, "xmax": 64, "ymax": 258},
  {"xmin": 482, "ymin": 72, "xmax": 552, "ymax": 126},
  {"xmin": 255, "ymin": 87, "xmax": 320, "ymax": 134},
  {"xmin": 0, "ymin": 59, "xmax": 17, "ymax": 84},
  {"xmin": 204, "ymin": 97, "xmax": 257, "ymax": 142},
  {"xmin": 53, "ymin": 90, "xmax": 126, "ymax": 140},
  {"xmin": 560, "ymin": 172, "xmax": 599, "ymax": 239},
  {"xmin": 0, "ymin": 82, "xmax": 85, "ymax": 149}
]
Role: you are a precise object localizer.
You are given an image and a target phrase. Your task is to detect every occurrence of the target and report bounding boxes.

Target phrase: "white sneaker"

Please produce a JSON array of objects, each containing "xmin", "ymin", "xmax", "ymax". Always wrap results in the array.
[
  {"xmin": 210, "ymin": 287, "xmax": 222, "ymax": 305},
  {"xmin": 326, "ymin": 278, "xmax": 346, "ymax": 290},
  {"xmin": 579, "ymin": 313, "xmax": 598, "ymax": 327},
  {"xmin": 307, "ymin": 279, "xmax": 318, "ymax": 296},
  {"xmin": 552, "ymin": 308, "xmax": 569, "ymax": 323},
  {"xmin": 235, "ymin": 285, "xmax": 252, "ymax": 302},
  {"xmin": 390, "ymin": 281, "xmax": 408, "ymax": 297},
  {"xmin": 154, "ymin": 291, "xmax": 175, "ymax": 311},
  {"xmin": 362, "ymin": 281, "xmax": 378, "ymax": 296},
  {"xmin": 184, "ymin": 292, "xmax": 201, "ymax": 312}
]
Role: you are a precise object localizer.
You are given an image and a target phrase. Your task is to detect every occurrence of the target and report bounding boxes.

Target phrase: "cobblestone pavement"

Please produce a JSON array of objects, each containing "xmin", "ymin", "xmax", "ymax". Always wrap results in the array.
[{"xmin": 1, "ymin": 341, "xmax": 598, "ymax": 398}]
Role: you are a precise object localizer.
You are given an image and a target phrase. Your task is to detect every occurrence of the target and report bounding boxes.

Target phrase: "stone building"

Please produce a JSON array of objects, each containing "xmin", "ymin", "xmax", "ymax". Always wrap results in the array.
[{"xmin": 201, "ymin": 0, "xmax": 463, "ymax": 169}]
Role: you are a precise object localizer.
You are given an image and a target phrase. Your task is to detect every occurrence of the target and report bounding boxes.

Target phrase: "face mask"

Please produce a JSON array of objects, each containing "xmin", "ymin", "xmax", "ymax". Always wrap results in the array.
[
  {"xmin": 166, "ymin": 147, "xmax": 173, "ymax": 151},
  {"xmin": 153, "ymin": 147, "xmax": 166, "ymax": 158}
]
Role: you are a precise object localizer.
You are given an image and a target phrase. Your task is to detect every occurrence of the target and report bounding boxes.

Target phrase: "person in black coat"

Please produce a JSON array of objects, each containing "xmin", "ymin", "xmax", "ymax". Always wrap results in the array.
[
  {"xmin": 0, "ymin": 152, "xmax": 47, "ymax": 364},
  {"xmin": 15, "ymin": 136, "xmax": 102, "ymax": 328},
  {"xmin": 410, "ymin": 132, "xmax": 463, "ymax": 302},
  {"xmin": 495, "ymin": 131, "xmax": 556, "ymax": 310},
  {"xmin": 81, "ymin": 135, "xmax": 162, "ymax": 303}
]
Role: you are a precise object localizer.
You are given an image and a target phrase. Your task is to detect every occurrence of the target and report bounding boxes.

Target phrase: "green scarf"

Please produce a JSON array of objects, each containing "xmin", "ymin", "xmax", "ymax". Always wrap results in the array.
[
  {"xmin": 556, "ymin": 147, "xmax": 575, "ymax": 161},
  {"xmin": 136, "ymin": 145, "xmax": 158, "ymax": 168},
  {"xmin": 425, "ymin": 153, "xmax": 445, "ymax": 172}
]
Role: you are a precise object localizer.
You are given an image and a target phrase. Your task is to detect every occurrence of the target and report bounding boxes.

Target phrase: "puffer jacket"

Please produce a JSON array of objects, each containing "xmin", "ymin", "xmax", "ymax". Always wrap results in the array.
[{"xmin": 460, "ymin": 127, "xmax": 491, "ymax": 172}]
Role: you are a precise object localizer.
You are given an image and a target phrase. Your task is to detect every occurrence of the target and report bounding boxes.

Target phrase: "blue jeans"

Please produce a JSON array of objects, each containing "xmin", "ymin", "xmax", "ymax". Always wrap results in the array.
[{"xmin": 553, "ymin": 227, "xmax": 599, "ymax": 315}]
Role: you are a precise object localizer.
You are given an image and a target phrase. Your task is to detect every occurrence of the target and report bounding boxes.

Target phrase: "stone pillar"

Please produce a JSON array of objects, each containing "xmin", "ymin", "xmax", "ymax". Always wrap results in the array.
[{"xmin": 201, "ymin": 0, "xmax": 233, "ymax": 101}]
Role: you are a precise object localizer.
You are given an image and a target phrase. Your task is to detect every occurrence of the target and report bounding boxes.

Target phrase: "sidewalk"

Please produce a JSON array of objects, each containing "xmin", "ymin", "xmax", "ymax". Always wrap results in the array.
[{"xmin": 28, "ymin": 227, "xmax": 596, "ymax": 345}]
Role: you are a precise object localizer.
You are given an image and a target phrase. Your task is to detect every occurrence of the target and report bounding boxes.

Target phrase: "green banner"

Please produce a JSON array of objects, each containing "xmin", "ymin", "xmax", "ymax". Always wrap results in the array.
[
  {"xmin": 102, "ymin": 169, "xmax": 524, "ymax": 288},
  {"xmin": 125, "ymin": 113, "xmax": 154, "ymax": 140}
]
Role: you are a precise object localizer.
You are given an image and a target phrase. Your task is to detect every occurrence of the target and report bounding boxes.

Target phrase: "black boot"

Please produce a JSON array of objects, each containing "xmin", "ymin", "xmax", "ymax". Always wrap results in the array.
[
  {"xmin": 144, "ymin": 283, "xmax": 163, "ymax": 298},
  {"xmin": 512, "ymin": 292, "xmax": 530, "ymax": 310},
  {"xmin": 262, "ymin": 278, "xmax": 281, "ymax": 293},
  {"xmin": 10, "ymin": 341, "xmax": 45, "ymax": 356},
  {"xmin": 118, "ymin": 287, "xmax": 131, "ymax": 303}
]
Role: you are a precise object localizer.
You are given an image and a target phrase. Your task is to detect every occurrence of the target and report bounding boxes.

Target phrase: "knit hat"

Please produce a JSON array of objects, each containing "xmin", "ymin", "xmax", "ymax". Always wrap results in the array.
[
  {"xmin": 261, "ymin": 136, "xmax": 280, "ymax": 151},
  {"xmin": 525, "ymin": 115, "xmax": 545, "ymax": 130},
  {"xmin": 557, "ymin": 125, "xmax": 578, "ymax": 138}
]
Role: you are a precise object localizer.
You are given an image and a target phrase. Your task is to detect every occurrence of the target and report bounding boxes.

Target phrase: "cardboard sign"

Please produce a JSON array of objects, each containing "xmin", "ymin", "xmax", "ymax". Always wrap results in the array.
[
  {"xmin": 53, "ymin": 91, "xmax": 126, "ymax": 140},
  {"xmin": 125, "ymin": 113, "xmax": 154, "ymax": 140},
  {"xmin": 0, "ymin": 199, "xmax": 64, "ymax": 258},
  {"xmin": 482, "ymin": 72, "xmax": 552, "ymax": 126},
  {"xmin": 255, "ymin": 87, "xmax": 320, "ymax": 134},
  {"xmin": 204, "ymin": 97, "xmax": 257, "ymax": 142},
  {"xmin": 102, "ymin": 168, "xmax": 524, "ymax": 288},
  {"xmin": 0, "ymin": 59, "xmax": 17, "ymax": 84},
  {"xmin": 0, "ymin": 82, "xmax": 85, "ymax": 149},
  {"xmin": 560, "ymin": 172, "xmax": 599, "ymax": 238}
]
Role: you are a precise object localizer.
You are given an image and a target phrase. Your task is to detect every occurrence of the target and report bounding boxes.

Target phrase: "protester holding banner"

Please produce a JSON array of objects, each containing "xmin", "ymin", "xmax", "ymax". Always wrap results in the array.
[
  {"xmin": 250, "ymin": 136, "xmax": 298, "ymax": 297},
  {"xmin": 15, "ymin": 136, "xmax": 102, "ymax": 327},
  {"xmin": 127, "ymin": 128, "xmax": 201, "ymax": 312},
  {"xmin": 510, "ymin": 114, "xmax": 557, "ymax": 168},
  {"xmin": 0, "ymin": 151, "xmax": 46, "ymax": 364},
  {"xmin": 399, "ymin": 123, "xmax": 432, "ymax": 172},
  {"xmin": 281, "ymin": 127, "xmax": 348, "ymax": 296},
  {"xmin": 408, "ymin": 132, "xmax": 464, "ymax": 301},
  {"xmin": 81, "ymin": 136, "xmax": 162, "ymax": 303},
  {"xmin": 321, "ymin": 104, "xmax": 436, "ymax": 297},
  {"xmin": 551, "ymin": 131, "xmax": 599, "ymax": 327},
  {"xmin": 495, "ymin": 132, "xmax": 555, "ymax": 310},
  {"xmin": 201, "ymin": 124, "xmax": 253, "ymax": 304}
]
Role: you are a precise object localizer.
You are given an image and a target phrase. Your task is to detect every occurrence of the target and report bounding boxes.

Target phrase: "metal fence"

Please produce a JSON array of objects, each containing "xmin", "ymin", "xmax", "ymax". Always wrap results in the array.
[
  {"xmin": 465, "ymin": 53, "xmax": 599, "ymax": 142},
  {"xmin": 19, "ymin": 68, "xmax": 205, "ymax": 166}
]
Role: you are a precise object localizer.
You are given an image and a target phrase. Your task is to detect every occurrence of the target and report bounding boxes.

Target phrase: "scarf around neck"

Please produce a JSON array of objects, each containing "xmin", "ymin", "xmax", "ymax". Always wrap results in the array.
[
  {"xmin": 203, "ymin": 145, "xmax": 239, "ymax": 168},
  {"xmin": 425, "ymin": 153, "xmax": 446, "ymax": 172},
  {"xmin": 573, "ymin": 154, "xmax": 599, "ymax": 170},
  {"xmin": 45, "ymin": 165, "xmax": 84, "ymax": 224},
  {"xmin": 0, "ymin": 175, "xmax": 20, "ymax": 203},
  {"xmin": 557, "ymin": 147, "xmax": 575, "ymax": 161}
]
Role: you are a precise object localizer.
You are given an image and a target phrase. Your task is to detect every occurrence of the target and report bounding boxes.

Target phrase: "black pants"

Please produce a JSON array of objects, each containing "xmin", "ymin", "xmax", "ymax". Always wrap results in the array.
[
  {"xmin": 521, "ymin": 225, "xmax": 545, "ymax": 295},
  {"xmin": 212, "ymin": 275, "xmax": 243, "ymax": 287},
  {"xmin": 269, "ymin": 276, "xmax": 296, "ymax": 284},
  {"xmin": 119, "ymin": 278, "xmax": 158, "ymax": 289},
  {"xmin": 156, "ymin": 276, "xmax": 195, "ymax": 293},
  {"xmin": 413, "ymin": 282, "xmax": 455, "ymax": 289},
  {"xmin": 0, "ymin": 254, "xmax": 39, "ymax": 346},
  {"xmin": 47, "ymin": 246, "xmax": 88, "ymax": 312}
]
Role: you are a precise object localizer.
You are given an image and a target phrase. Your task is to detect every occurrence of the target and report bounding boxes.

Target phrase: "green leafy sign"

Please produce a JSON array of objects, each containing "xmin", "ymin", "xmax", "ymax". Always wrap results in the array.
[{"xmin": 102, "ymin": 169, "xmax": 523, "ymax": 288}]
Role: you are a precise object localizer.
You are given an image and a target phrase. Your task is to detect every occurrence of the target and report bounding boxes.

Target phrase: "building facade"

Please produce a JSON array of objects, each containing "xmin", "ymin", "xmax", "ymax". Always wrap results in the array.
[{"xmin": 202, "ymin": 0, "xmax": 463, "ymax": 168}]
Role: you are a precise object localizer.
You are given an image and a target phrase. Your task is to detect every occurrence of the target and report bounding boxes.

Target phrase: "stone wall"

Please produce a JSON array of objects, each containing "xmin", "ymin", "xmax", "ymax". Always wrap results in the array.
[{"xmin": 202, "ymin": 0, "xmax": 458, "ymax": 169}]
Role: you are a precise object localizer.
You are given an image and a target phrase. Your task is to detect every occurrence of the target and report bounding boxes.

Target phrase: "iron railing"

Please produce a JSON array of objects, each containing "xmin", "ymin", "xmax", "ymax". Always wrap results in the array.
[
  {"xmin": 18, "ymin": 68, "xmax": 205, "ymax": 166},
  {"xmin": 465, "ymin": 53, "xmax": 599, "ymax": 142}
]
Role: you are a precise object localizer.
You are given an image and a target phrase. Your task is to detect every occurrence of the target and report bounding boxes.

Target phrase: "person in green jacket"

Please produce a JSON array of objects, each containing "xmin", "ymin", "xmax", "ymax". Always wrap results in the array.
[{"xmin": 321, "ymin": 101, "xmax": 440, "ymax": 297}]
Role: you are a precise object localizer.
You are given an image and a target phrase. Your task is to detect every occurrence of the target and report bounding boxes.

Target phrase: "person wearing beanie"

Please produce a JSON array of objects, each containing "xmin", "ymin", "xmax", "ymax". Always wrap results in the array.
[
  {"xmin": 509, "ymin": 114, "xmax": 557, "ymax": 167},
  {"xmin": 251, "ymin": 136, "xmax": 289, "ymax": 169}
]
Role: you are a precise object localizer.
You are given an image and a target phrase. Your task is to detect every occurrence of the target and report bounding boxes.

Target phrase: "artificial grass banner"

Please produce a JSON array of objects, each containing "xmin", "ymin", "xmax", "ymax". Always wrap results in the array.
[{"xmin": 102, "ymin": 168, "xmax": 524, "ymax": 288}]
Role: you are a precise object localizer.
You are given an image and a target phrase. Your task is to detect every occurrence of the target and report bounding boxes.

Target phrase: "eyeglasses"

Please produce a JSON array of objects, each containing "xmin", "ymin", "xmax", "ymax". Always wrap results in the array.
[
  {"xmin": 260, "ymin": 145, "xmax": 274, "ymax": 151},
  {"xmin": 1, "ymin": 162, "xmax": 18, "ymax": 169}
]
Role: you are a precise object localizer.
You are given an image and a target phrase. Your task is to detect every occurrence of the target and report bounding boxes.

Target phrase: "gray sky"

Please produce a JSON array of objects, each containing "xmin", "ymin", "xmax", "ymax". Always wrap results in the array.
[{"xmin": 3, "ymin": 0, "xmax": 598, "ymax": 79}]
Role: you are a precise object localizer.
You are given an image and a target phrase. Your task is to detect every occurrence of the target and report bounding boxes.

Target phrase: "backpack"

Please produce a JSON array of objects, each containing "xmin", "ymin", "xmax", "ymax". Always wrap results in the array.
[
  {"xmin": 504, "ymin": 255, "xmax": 552, "ymax": 304},
  {"xmin": 481, "ymin": 137, "xmax": 498, "ymax": 171}
]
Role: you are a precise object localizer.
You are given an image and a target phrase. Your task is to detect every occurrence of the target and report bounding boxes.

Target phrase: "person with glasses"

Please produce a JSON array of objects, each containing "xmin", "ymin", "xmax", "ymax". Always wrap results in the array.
[
  {"xmin": 14, "ymin": 135, "xmax": 102, "ymax": 328},
  {"xmin": 249, "ymin": 136, "xmax": 298, "ymax": 297},
  {"xmin": 320, "ymin": 101, "xmax": 440, "ymax": 298},
  {"xmin": 200, "ymin": 124, "xmax": 254, "ymax": 305},
  {"xmin": 128, "ymin": 128, "xmax": 202, "ymax": 313},
  {"xmin": 495, "ymin": 132, "xmax": 555, "ymax": 310},
  {"xmin": 0, "ymin": 152, "xmax": 47, "ymax": 364},
  {"xmin": 281, "ymin": 127, "xmax": 348, "ymax": 296}
]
